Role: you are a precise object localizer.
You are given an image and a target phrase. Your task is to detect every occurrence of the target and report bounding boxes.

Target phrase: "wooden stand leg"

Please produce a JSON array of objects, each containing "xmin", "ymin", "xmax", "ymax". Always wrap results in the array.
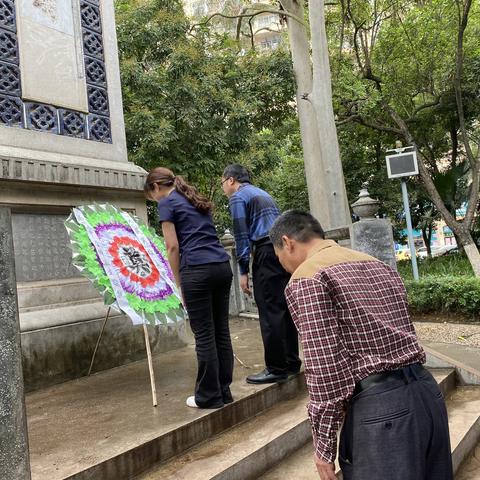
[
  {"xmin": 88, "ymin": 307, "xmax": 111, "ymax": 376},
  {"xmin": 234, "ymin": 353, "xmax": 251, "ymax": 369},
  {"xmin": 143, "ymin": 324, "xmax": 158, "ymax": 407}
]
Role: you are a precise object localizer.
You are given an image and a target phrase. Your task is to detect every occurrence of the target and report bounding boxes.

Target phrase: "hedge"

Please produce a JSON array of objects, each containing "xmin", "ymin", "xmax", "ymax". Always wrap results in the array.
[{"xmin": 404, "ymin": 276, "xmax": 480, "ymax": 318}]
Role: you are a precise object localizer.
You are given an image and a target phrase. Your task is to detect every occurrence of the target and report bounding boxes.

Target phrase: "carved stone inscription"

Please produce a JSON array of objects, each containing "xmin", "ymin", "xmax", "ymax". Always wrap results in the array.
[
  {"xmin": 16, "ymin": 0, "xmax": 88, "ymax": 111},
  {"xmin": 32, "ymin": 0, "xmax": 58, "ymax": 22},
  {"xmin": 12, "ymin": 213, "xmax": 80, "ymax": 281}
]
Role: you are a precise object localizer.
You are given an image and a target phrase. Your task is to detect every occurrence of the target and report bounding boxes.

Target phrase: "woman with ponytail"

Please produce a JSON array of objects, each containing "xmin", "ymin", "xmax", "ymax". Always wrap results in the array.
[{"xmin": 144, "ymin": 167, "xmax": 233, "ymax": 409}]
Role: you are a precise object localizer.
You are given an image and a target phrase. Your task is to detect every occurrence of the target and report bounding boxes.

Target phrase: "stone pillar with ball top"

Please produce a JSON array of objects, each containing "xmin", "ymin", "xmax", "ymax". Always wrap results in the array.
[{"xmin": 351, "ymin": 185, "xmax": 397, "ymax": 270}]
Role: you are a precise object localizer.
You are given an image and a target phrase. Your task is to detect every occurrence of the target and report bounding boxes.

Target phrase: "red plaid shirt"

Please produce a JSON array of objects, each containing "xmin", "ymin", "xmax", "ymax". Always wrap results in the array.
[{"xmin": 285, "ymin": 241, "xmax": 425, "ymax": 463}]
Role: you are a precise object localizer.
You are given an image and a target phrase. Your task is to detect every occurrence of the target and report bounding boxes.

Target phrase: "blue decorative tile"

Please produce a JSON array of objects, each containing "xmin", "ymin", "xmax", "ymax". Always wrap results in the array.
[
  {"xmin": 59, "ymin": 109, "xmax": 86, "ymax": 138},
  {"xmin": 80, "ymin": 1, "xmax": 102, "ymax": 33},
  {"xmin": 25, "ymin": 103, "xmax": 58, "ymax": 133},
  {"xmin": 0, "ymin": 60, "xmax": 20, "ymax": 95},
  {"xmin": 83, "ymin": 29, "xmax": 104, "ymax": 59},
  {"xmin": 0, "ymin": 0, "xmax": 16, "ymax": 32},
  {"xmin": 87, "ymin": 85, "xmax": 109, "ymax": 115},
  {"xmin": 88, "ymin": 114, "xmax": 111, "ymax": 143},
  {"xmin": 85, "ymin": 56, "xmax": 106, "ymax": 87},
  {"xmin": 0, "ymin": 93, "xmax": 22, "ymax": 126},
  {"xmin": 0, "ymin": 28, "xmax": 18, "ymax": 64}
]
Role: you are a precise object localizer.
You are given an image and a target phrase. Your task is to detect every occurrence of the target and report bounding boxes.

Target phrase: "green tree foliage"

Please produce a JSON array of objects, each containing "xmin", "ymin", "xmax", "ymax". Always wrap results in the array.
[
  {"xmin": 116, "ymin": 0, "xmax": 296, "ymax": 223},
  {"xmin": 324, "ymin": 0, "xmax": 480, "ymax": 257},
  {"xmin": 239, "ymin": 118, "xmax": 309, "ymax": 212}
]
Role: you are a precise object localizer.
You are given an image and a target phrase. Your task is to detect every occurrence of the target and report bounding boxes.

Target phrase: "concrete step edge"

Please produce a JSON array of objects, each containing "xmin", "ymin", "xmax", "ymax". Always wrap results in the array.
[
  {"xmin": 425, "ymin": 344, "xmax": 480, "ymax": 386},
  {"xmin": 65, "ymin": 373, "xmax": 307, "ymax": 480},
  {"xmin": 136, "ymin": 391, "xmax": 311, "ymax": 480},
  {"xmin": 431, "ymin": 367, "xmax": 457, "ymax": 398},
  {"xmin": 213, "ymin": 419, "xmax": 311, "ymax": 480},
  {"xmin": 453, "ymin": 416, "xmax": 480, "ymax": 474},
  {"xmin": 449, "ymin": 389, "xmax": 480, "ymax": 474},
  {"xmin": 20, "ymin": 298, "xmax": 106, "ymax": 314},
  {"xmin": 138, "ymin": 368, "xmax": 457, "ymax": 480},
  {"xmin": 20, "ymin": 300, "xmax": 122, "ymax": 332}
]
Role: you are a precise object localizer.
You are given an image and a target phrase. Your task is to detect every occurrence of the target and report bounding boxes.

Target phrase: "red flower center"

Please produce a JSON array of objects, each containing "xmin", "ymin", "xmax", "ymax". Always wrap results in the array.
[{"xmin": 109, "ymin": 236, "xmax": 160, "ymax": 288}]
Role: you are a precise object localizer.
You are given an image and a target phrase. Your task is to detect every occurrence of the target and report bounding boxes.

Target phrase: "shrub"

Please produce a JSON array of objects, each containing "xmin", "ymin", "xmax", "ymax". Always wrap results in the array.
[{"xmin": 404, "ymin": 276, "xmax": 480, "ymax": 318}]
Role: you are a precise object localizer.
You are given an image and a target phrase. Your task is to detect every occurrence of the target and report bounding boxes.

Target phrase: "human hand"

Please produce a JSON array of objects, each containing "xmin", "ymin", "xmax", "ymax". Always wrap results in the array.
[
  {"xmin": 314, "ymin": 453, "xmax": 336, "ymax": 480},
  {"xmin": 240, "ymin": 274, "xmax": 252, "ymax": 296}
]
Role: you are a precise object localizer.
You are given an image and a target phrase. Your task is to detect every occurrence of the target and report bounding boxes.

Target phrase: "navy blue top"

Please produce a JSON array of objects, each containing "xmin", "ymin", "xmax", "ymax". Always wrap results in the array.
[
  {"xmin": 157, "ymin": 190, "xmax": 229, "ymax": 270},
  {"xmin": 229, "ymin": 183, "xmax": 281, "ymax": 275}
]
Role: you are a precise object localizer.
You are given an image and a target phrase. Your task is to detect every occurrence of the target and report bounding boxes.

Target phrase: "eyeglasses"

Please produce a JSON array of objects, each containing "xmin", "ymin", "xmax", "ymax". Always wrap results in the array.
[{"xmin": 221, "ymin": 177, "xmax": 231, "ymax": 186}]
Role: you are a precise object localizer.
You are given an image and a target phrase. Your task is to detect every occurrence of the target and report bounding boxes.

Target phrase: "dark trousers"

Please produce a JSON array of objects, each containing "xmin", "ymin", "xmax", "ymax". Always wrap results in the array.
[
  {"xmin": 340, "ymin": 365, "xmax": 453, "ymax": 480},
  {"xmin": 252, "ymin": 244, "xmax": 301, "ymax": 375},
  {"xmin": 181, "ymin": 262, "xmax": 233, "ymax": 408}
]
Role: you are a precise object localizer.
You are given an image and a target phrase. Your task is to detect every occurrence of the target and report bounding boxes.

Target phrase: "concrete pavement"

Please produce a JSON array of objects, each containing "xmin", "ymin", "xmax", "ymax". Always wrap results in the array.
[{"xmin": 27, "ymin": 318, "xmax": 268, "ymax": 480}]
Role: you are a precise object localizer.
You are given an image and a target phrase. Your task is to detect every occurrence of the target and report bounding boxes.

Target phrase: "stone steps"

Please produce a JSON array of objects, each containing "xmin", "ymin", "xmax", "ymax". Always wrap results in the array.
[
  {"xmin": 457, "ymin": 443, "xmax": 480, "ymax": 480},
  {"xmin": 259, "ymin": 370, "xmax": 480, "ymax": 480},
  {"xmin": 448, "ymin": 387, "xmax": 480, "ymax": 473},
  {"xmin": 58, "ymin": 373, "xmax": 307, "ymax": 480},
  {"xmin": 135, "ymin": 368, "xmax": 471, "ymax": 480},
  {"xmin": 27, "ymin": 320, "xmax": 480, "ymax": 480},
  {"xmin": 136, "ymin": 390, "xmax": 311, "ymax": 480},
  {"xmin": 17, "ymin": 277, "xmax": 100, "ymax": 310}
]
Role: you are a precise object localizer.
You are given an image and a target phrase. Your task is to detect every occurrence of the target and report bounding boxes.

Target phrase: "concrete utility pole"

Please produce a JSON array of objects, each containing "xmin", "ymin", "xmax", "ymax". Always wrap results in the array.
[{"xmin": 0, "ymin": 207, "xmax": 31, "ymax": 480}]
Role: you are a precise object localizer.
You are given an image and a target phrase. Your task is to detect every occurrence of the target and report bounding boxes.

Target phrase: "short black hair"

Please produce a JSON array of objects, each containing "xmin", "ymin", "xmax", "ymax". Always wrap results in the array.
[
  {"xmin": 223, "ymin": 164, "xmax": 251, "ymax": 183},
  {"xmin": 269, "ymin": 210, "xmax": 325, "ymax": 247}
]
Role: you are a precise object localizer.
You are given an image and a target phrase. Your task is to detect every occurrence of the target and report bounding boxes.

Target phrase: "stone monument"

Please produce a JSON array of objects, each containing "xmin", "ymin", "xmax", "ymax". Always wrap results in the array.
[
  {"xmin": 0, "ymin": 0, "xmax": 184, "ymax": 390},
  {"xmin": 351, "ymin": 186, "xmax": 397, "ymax": 270}
]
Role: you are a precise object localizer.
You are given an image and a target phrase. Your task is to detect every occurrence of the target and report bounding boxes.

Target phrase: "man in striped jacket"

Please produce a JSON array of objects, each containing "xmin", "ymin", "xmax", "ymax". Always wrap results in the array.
[{"xmin": 222, "ymin": 164, "xmax": 300, "ymax": 384}]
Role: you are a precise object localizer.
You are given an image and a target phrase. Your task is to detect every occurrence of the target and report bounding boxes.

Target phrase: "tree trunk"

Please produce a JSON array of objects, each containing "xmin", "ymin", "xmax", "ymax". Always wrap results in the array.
[
  {"xmin": 387, "ymin": 107, "xmax": 480, "ymax": 275},
  {"xmin": 308, "ymin": 0, "xmax": 351, "ymax": 230},
  {"xmin": 458, "ymin": 230, "xmax": 480, "ymax": 276},
  {"xmin": 421, "ymin": 224, "xmax": 432, "ymax": 257},
  {"xmin": 281, "ymin": 0, "xmax": 331, "ymax": 229}
]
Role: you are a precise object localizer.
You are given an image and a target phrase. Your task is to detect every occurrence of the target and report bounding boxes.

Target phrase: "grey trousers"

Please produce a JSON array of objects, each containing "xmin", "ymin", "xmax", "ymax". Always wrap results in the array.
[{"xmin": 339, "ymin": 365, "xmax": 453, "ymax": 480}]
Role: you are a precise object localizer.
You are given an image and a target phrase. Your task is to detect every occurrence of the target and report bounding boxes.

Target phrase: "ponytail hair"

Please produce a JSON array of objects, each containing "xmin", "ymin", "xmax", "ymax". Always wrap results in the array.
[{"xmin": 144, "ymin": 167, "xmax": 213, "ymax": 214}]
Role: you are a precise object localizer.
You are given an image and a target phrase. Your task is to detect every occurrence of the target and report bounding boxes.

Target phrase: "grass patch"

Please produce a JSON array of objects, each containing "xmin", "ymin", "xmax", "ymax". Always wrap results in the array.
[{"xmin": 397, "ymin": 254, "xmax": 473, "ymax": 280}]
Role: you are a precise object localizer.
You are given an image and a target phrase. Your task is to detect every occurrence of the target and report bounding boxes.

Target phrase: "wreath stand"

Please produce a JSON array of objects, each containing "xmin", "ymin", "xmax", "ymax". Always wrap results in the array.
[{"xmin": 87, "ymin": 307, "xmax": 158, "ymax": 407}]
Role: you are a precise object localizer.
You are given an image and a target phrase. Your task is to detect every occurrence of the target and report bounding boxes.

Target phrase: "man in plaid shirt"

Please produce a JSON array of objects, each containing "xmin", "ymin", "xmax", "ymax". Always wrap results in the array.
[{"xmin": 269, "ymin": 210, "xmax": 453, "ymax": 480}]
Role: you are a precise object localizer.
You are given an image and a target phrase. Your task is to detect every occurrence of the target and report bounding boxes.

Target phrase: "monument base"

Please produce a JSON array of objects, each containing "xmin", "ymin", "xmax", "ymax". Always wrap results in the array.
[
  {"xmin": 1, "ymin": 157, "xmax": 187, "ymax": 391},
  {"xmin": 21, "ymin": 310, "xmax": 187, "ymax": 393}
]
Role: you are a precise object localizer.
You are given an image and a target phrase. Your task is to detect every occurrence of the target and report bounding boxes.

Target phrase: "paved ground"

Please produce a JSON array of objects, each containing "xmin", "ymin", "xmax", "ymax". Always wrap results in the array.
[
  {"xmin": 26, "ymin": 318, "xmax": 267, "ymax": 480},
  {"xmin": 26, "ymin": 317, "xmax": 480, "ymax": 480},
  {"xmin": 415, "ymin": 321, "xmax": 480, "ymax": 348},
  {"xmin": 457, "ymin": 444, "xmax": 480, "ymax": 480}
]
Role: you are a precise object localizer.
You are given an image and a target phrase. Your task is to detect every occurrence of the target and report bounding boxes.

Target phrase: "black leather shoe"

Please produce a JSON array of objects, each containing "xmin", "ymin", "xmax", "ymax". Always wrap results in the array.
[
  {"xmin": 286, "ymin": 368, "xmax": 301, "ymax": 376},
  {"xmin": 246, "ymin": 369, "xmax": 288, "ymax": 384}
]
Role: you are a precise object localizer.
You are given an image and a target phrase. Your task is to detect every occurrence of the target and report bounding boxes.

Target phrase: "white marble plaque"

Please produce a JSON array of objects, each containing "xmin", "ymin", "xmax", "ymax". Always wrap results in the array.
[{"xmin": 16, "ymin": 0, "xmax": 88, "ymax": 112}]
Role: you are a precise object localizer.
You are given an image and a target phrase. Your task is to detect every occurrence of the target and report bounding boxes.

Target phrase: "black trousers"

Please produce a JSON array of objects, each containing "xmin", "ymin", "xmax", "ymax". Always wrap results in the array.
[
  {"xmin": 181, "ymin": 262, "xmax": 233, "ymax": 408},
  {"xmin": 340, "ymin": 365, "xmax": 453, "ymax": 480},
  {"xmin": 252, "ymin": 244, "xmax": 301, "ymax": 375}
]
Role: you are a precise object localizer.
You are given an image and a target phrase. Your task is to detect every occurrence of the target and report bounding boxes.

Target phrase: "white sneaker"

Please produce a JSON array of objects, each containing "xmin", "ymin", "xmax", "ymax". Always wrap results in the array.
[{"xmin": 186, "ymin": 396, "xmax": 198, "ymax": 408}]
